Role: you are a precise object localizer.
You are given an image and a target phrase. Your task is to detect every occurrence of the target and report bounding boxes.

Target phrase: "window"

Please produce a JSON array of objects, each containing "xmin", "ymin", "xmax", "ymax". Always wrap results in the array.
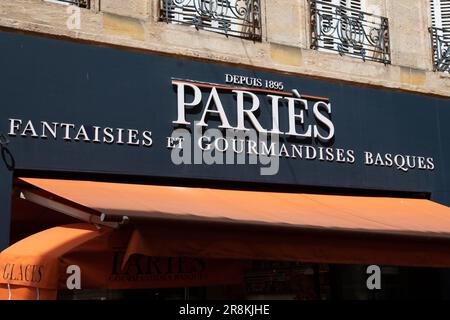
[
  {"xmin": 430, "ymin": 0, "xmax": 450, "ymax": 72},
  {"xmin": 315, "ymin": 0, "xmax": 363, "ymax": 53},
  {"xmin": 44, "ymin": 0, "xmax": 89, "ymax": 8},
  {"xmin": 310, "ymin": 0, "xmax": 390, "ymax": 64},
  {"xmin": 431, "ymin": 0, "xmax": 450, "ymax": 32},
  {"xmin": 160, "ymin": 0, "xmax": 262, "ymax": 40}
]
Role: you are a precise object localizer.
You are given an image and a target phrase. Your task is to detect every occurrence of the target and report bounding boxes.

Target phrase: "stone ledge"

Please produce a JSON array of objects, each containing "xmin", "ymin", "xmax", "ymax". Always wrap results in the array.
[
  {"xmin": 102, "ymin": 13, "xmax": 145, "ymax": 41},
  {"xmin": 439, "ymin": 72, "xmax": 450, "ymax": 79},
  {"xmin": 0, "ymin": 0, "xmax": 449, "ymax": 98},
  {"xmin": 100, "ymin": 0, "xmax": 150, "ymax": 20}
]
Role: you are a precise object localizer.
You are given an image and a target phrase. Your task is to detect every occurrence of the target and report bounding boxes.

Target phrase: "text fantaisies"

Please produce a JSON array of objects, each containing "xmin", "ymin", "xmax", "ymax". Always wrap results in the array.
[{"xmin": 8, "ymin": 119, "xmax": 153, "ymax": 147}]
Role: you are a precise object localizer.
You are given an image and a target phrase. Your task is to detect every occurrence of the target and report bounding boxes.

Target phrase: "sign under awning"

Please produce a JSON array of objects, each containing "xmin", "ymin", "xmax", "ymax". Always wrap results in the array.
[{"xmin": 14, "ymin": 177, "xmax": 450, "ymax": 268}]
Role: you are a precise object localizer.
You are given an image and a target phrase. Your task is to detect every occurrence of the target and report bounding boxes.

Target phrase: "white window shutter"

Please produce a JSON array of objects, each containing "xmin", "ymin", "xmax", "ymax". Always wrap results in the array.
[
  {"xmin": 347, "ymin": 0, "xmax": 363, "ymax": 12},
  {"xmin": 173, "ymin": 0, "xmax": 239, "ymax": 33},
  {"xmin": 315, "ymin": 0, "xmax": 340, "ymax": 52},
  {"xmin": 431, "ymin": 0, "xmax": 450, "ymax": 41},
  {"xmin": 315, "ymin": 0, "xmax": 364, "ymax": 53},
  {"xmin": 339, "ymin": 0, "xmax": 363, "ymax": 54},
  {"xmin": 431, "ymin": 0, "xmax": 450, "ymax": 29}
]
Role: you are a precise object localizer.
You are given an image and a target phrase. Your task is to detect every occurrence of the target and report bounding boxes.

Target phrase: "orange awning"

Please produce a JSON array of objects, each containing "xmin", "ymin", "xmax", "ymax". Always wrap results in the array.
[
  {"xmin": 19, "ymin": 178, "xmax": 450, "ymax": 237},
  {"xmin": 0, "ymin": 223, "xmax": 109, "ymax": 289},
  {"xmin": 0, "ymin": 223, "xmax": 110, "ymax": 299},
  {"xmin": 13, "ymin": 177, "xmax": 450, "ymax": 268},
  {"xmin": 0, "ymin": 223, "xmax": 243, "ymax": 300}
]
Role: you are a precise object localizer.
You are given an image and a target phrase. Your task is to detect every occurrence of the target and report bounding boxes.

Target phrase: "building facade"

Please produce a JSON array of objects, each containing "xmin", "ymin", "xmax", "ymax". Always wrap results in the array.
[{"xmin": 0, "ymin": 0, "xmax": 450, "ymax": 300}]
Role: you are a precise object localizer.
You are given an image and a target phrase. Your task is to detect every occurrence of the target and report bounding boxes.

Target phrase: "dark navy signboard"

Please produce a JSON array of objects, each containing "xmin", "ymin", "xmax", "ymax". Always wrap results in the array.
[{"xmin": 1, "ymin": 30, "xmax": 450, "ymax": 205}]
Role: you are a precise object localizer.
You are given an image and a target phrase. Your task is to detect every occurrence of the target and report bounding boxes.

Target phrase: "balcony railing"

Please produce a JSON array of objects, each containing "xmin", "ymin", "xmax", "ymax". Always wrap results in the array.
[
  {"xmin": 160, "ymin": 0, "xmax": 261, "ymax": 41},
  {"xmin": 310, "ymin": 0, "xmax": 390, "ymax": 64},
  {"xmin": 429, "ymin": 27, "xmax": 450, "ymax": 73}
]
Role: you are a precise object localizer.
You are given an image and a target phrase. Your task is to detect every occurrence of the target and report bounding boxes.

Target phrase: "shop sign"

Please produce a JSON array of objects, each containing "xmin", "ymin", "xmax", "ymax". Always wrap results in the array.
[
  {"xmin": 6, "ymin": 73, "xmax": 435, "ymax": 176},
  {"xmin": 1, "ymin": 30, "xmax": 445, "ymax": 192}
]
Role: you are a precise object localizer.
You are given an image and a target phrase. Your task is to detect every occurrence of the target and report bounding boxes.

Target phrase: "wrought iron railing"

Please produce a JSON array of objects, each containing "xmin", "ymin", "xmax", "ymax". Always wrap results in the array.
[
  {"xmin": 160, "ymin": 0, "xmax": 261, "ymax": 41},
  {"xmin": 310, "ymin": 0, "xmax": 390, "ymax": 64},
  {"xmin": 429, "ymin": 27, "xmax": 450, "ymax": 73},
  {"xmin": 48, "ymin": 0, "xmax": 89, "ymax": 8}
]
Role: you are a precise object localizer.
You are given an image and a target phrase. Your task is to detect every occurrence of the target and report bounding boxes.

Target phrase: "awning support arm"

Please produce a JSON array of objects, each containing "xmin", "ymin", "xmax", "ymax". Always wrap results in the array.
[{"xmin": 19, "ymin": 190, "xmax": 118, "ymax": 229}]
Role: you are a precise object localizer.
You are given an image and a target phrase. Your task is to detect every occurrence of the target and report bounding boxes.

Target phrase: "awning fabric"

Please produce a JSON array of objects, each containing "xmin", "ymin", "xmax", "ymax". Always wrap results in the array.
[
  {"xmin": 16, "ymin": 178, "xmax": 450, "ymax": 268},
  {"xmin": 17, "ymin": 179, "xmax": 450, "ymax": 267},
  {"xmin": 4, "ymin": 177, "xmax": 450, "ymax": 299},
  {"xmin": 0, "ymin": 284, "xmax": 56, "ymax": 300},
  {"xmin": 20, "ymin": 178, "xmax": 450, "ymax": 237},
  {"xmin": 125, "ymin": 220, "xmax": 450, "ymax": 268},
  {"xmin": 0, "ymin": 223, "xmax": 243, "ymax": 300},
  {"xmin": 0, "ymin": 223, "xmax": 109, "ymax": 289},
  {"xmin": 0, "ymin": 223, "xmax": 109, "ymax": 299}
]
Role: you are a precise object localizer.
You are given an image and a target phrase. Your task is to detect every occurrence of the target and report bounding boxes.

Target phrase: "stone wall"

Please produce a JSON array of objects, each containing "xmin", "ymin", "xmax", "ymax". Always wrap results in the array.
[{"xmin": 0, "ymin": 0, "xmax": 449, "ymax": 97}]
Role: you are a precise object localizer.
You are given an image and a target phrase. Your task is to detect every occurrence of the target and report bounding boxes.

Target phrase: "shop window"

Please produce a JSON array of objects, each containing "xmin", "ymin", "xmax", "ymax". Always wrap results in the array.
[
  {"xmin": 58, "ymin": 261, "xmax": 332, "ymax": 300},
  {"xmin": 310, "ymin": 0, "xmax": 390, "ymax": 64},
  {"xmin": 160, "ymin": 0, "xmax": 262, "ymax": 41},
  {"xmin": 244, "ymin": 261, "xmax": 331, "ymax": 300},
  {"xmin": 44, "ymin": 0, "xmax": 89, "ymax": 8},
  {"xmin": 430, "ymin": 0, "xmax": 450, "ymax": 72}
]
